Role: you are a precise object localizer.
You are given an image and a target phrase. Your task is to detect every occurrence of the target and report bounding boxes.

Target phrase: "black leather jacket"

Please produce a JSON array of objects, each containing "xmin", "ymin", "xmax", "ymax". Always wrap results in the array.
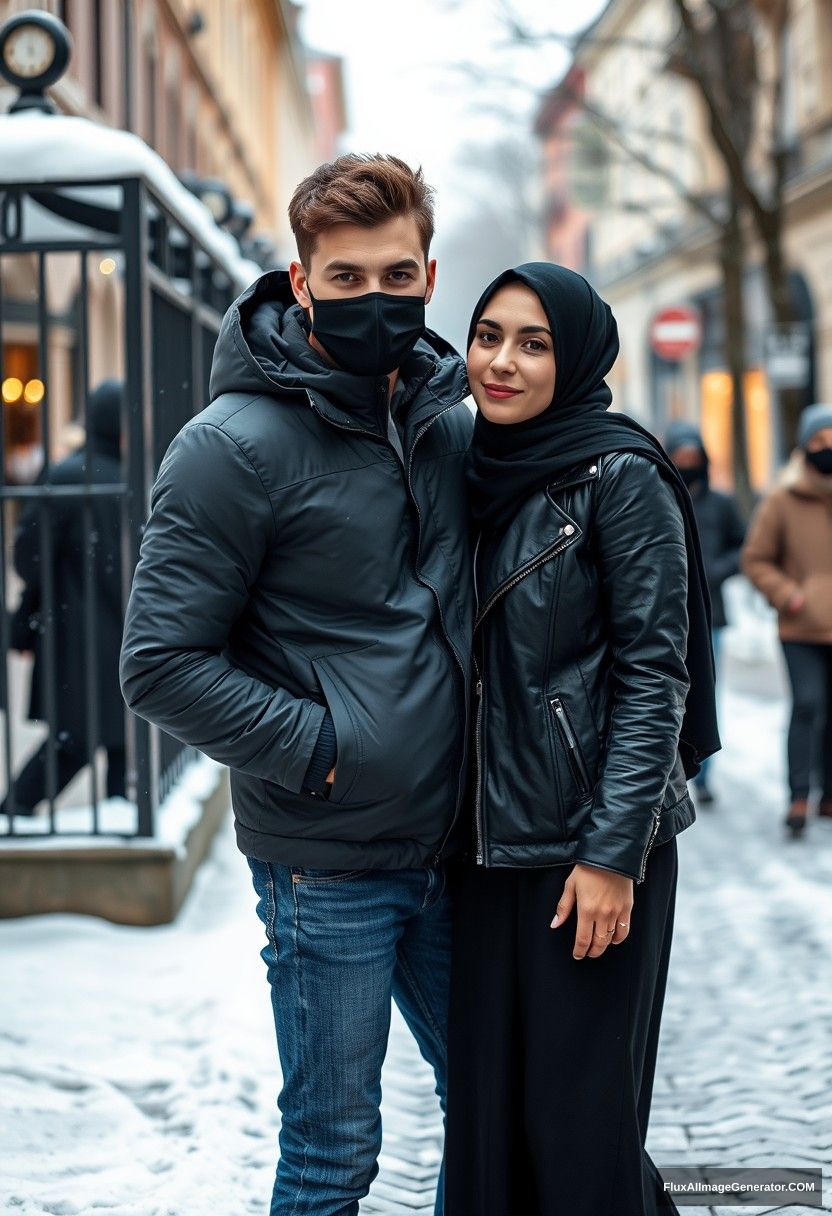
[{"xmin": 472, "ymin": 451, "xmax": 694, "ymax": 883}]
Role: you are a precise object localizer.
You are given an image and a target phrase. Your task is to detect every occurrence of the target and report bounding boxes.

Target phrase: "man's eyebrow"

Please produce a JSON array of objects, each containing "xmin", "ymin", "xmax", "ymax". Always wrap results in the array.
[
  {"xmin": 322, "ymin": 260, "xmax": 364, "ymax": 273},
  {"xmin": 477, "ymin": 317, "xmax": 553, "ymax": 337},
  {"xmin": 322, "ymin": 258, "xmax": 422, "ymax": 273}
]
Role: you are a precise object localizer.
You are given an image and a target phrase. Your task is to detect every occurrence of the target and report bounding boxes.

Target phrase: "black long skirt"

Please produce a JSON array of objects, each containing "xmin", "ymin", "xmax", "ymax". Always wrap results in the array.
[{"xmin": 445, "ymin": 838, "xmax": 681, "ymax": 1216}]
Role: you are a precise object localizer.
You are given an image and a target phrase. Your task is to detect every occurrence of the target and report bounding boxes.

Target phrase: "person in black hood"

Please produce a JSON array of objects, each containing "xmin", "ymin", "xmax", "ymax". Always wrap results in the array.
[
  {"xmin": 2, "ymin": 379, "xmax": 126, "ymax": 817},
  {"xmin": 665, "ymin": 420, "xmax": 746, "ymax": 804},
  {"xmin": 120, "ymin": 156, "xmax": 473, "ymax": 1216},
  {"xmin": 444, "ymin": 264, "xmax": 719, "ymax": 1216}
]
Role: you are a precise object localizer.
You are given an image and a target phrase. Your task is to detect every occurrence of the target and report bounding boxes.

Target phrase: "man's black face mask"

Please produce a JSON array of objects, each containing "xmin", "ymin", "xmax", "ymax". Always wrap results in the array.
[{"xmin": 307, "ymin": 287, "xmax": 426, "ymax": 377}]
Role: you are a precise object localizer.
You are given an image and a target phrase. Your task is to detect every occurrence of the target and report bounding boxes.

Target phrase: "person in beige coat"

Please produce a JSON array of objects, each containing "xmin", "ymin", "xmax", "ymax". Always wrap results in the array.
[{"xmin": 742, "ymin": 403, "xmax": 832, "ymax": 835}]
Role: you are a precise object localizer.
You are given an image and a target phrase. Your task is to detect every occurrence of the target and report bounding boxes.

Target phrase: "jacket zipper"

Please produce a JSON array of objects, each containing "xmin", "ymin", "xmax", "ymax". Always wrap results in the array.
[
  {"xmin": 639, "ymin": 812, "xmax": 662, "ymax": 882},
  {"xmin": 474, "ymin": 529, "xmax": 574, "ymax": 630},
  {"xmin": 472, "ymin": 529, "xmax": 575, "ymax": 864},
  {"xmin": 550, "ymin": 695, "xmax": 592, "ymax": 795}
]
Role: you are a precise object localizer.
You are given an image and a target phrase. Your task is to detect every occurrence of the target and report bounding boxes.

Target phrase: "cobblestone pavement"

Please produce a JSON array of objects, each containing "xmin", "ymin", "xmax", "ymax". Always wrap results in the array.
[
  {"xmin": 3, "ymin": 638, "xmax": 830, "ymax": 1215},
  {"xmin": 366, "ymin": 648, "xmax": 832, "ymax": 1215}
]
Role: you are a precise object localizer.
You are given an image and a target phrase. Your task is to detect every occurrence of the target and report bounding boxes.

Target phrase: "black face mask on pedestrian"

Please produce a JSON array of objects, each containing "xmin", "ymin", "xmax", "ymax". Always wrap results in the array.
[
  {"xmin": 307, "ymin": 287, "xmax": 427, "ymax": 378},
  {"xmin": 677, "ymin": 464, "xmax": 709, "ymax": 491},
  {"xmin": 806, "ymin": 447, "xmax": 832, "ymax": 476}
]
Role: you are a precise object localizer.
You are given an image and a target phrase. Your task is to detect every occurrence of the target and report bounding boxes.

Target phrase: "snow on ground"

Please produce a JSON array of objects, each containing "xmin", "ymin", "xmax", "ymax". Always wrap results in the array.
[
  {"xmin": 1, "ymin": 811, "xmax": 282, "ymax": 1215},
  {"xmin": 2, "ymin": 603, "xmax": 832, "ymax": 1215}
]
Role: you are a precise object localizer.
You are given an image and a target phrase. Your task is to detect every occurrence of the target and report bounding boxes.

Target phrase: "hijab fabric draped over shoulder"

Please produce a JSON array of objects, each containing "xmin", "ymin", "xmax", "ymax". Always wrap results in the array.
[{"xmin": 466, "ymin": 261, "xmax": 720, "ymax": 778}]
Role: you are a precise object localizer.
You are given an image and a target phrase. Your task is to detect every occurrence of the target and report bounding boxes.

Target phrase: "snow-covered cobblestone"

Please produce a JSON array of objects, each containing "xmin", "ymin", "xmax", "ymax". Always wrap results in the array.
[{"xmin": 2, "ymin": 643, "xmax": 831, "ymax": 1215}]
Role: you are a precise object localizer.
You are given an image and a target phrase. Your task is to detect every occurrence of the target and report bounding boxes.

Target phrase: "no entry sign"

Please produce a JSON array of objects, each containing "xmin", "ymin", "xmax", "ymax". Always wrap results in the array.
[{"xmin": 650, "ymin": 306, "xmax": 702, "ymax": 361}]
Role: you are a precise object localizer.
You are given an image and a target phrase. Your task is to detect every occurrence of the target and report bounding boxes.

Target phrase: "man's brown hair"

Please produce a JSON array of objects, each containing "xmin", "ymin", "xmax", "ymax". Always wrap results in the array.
[{"xmin": 288, "ymin": 154, "xmax": 435, "ymax": 267}]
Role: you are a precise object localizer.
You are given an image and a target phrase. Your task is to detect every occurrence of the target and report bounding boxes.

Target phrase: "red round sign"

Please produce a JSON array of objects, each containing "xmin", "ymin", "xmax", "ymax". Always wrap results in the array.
[{"xmin": 650, "ymin": 306, "xmax": 702, "ymax": 361}]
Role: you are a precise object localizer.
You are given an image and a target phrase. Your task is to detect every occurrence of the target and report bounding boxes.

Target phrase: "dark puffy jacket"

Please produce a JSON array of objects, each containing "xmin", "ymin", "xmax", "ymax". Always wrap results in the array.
[
  {"xmin": 473, "ymin": 452, "xmax": 694, "ymax": 884},
  {"xmin": 120, "ymin": 271, "xmax": 474, "ymax": 869},
  {"xmin": 690, "ymin": 483, "xmax": 746, "ymax": 629}
]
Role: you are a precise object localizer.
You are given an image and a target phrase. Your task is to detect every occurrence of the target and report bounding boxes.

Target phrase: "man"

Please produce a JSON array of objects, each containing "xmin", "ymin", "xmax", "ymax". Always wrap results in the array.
[
  {"xmin": 119, "ymin": 155, "xmax": 472, "ymax": 1215},
  {"xmin": 665, "ymin": 420, "xmax": 745, "ymax": 805}
]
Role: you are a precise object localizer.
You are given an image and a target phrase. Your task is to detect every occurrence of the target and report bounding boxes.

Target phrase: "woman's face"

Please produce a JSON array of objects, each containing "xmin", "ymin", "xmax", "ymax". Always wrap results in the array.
[{"xmin": 468, "ymin": 283, "xmax": 557, "ymax": 425}]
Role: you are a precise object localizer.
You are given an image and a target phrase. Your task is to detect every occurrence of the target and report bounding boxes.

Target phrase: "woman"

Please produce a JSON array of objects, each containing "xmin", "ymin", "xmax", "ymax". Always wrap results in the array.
[
  {"xmin": 445, "ymin": 264, "xmax": 720, "ymax": 1216},
  {"xmin": 742, "ymin": 403, "xmax": 832, "ymax": 836}
]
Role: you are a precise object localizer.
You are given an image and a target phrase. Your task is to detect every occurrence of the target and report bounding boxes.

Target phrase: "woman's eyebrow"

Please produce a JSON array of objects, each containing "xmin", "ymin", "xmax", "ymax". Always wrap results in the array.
[{"xmin": 476, "ymin": 318, "xmax": 552, "ymax": 338}]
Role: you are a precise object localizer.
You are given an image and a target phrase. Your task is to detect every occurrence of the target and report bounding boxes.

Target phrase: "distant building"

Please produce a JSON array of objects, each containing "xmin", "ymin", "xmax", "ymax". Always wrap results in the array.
[
  {"xmin": 306, "ymin": 51, "xmax": 347, "ymax": 162},
  {"xmin": 535, "ymin": 0, "xmax": 832, "ymax": 489}
]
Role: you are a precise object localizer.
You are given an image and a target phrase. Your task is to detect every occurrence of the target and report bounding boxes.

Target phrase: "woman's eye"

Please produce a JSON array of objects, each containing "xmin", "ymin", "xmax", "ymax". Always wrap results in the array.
[
  {"xmin": 524, "ymin": 339, "xmax": 548, "ymax": 353},
  {"xmin": 477, "ymin": 331, "xmax": 498, "ymax": 345}
]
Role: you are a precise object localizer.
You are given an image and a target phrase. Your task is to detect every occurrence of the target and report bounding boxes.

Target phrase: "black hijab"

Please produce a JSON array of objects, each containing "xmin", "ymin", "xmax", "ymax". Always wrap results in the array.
[{"xmin": 466, "ymin": 262, "xmax": 719, "ymax": 777}]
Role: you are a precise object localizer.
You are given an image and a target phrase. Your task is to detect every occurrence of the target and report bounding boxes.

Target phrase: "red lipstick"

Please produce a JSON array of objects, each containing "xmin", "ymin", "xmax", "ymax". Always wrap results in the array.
[{"xmin": 483, "ymin": 383, "xmax": 522, "ymax": 401}]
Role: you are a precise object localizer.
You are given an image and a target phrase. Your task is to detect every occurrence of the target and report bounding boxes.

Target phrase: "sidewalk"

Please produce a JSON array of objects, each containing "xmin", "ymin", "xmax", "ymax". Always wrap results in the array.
[{"xmin": 1, "ymin": 626, "xmax": 831, "ymax": 1215}]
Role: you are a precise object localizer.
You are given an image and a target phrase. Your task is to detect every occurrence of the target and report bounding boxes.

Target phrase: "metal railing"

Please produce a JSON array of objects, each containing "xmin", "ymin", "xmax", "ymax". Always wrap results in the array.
[{"xmin": 0, "ymin": 174, "xmax": 237, "ymax": 838}]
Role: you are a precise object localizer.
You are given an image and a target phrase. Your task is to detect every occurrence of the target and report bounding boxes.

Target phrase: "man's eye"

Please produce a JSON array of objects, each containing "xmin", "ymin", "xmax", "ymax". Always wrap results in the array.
[
  {"xmin": 388, "ymin": 271, "xmax": 413, "ymax": 282},
  {"xmin": 334, "ymin": 273, "xmax": 356, "ymax": 283}
]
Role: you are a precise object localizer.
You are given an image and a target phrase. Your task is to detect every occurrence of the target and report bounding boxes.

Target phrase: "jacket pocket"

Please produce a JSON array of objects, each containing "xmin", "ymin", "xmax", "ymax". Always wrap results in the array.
[
  {"xmin": 311, "ymin": 648, "xmax": 375, "ymax": 805},
  {"xmin": 549, "ymin": 694, "xmax": 592, "ymax": 797},
  {"xmin": 794, "ymin": 574, "xmax": 832, "ymax": 633}
]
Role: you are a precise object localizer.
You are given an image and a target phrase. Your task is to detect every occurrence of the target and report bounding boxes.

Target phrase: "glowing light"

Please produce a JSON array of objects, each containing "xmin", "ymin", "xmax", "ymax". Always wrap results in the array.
[
  {"xmin": 99, "ymin": 257, "xmax": 117, "ymax": 275},
  {"xmin": 2, "ymin": 377, "xmax": 23, "ymax": 403},
  {"xmin": 23, "ymin": 379, "xmax": 45, "ymax": 405}
]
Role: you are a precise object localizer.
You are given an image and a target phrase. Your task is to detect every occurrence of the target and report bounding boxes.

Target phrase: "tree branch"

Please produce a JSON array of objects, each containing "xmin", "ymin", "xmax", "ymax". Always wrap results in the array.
[{"xmin": 669, "ymin": 0, "xmax": 773, "ymax": 228}]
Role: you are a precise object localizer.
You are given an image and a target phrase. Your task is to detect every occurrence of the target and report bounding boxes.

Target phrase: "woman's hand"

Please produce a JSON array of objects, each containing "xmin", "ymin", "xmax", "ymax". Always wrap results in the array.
[{"xmin": 551, "ymin": 863, "xmax": 633, "ymax": 959}]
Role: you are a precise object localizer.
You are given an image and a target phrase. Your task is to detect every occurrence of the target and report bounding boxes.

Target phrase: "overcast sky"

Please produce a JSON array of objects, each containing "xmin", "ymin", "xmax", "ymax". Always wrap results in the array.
[{"xmin": 296, "ymin": 0, "xmax": 608, "ymax": 347}]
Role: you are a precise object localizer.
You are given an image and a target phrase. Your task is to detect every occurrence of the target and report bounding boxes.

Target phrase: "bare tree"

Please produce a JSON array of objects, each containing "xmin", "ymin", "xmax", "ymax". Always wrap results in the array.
[
  {"xmin": 669, "ymin": 0, "xmax": 802, "ymax": 446},
  {"xmin": 460, "ymin": 0, "xmax": 803, "ymax": 504}
]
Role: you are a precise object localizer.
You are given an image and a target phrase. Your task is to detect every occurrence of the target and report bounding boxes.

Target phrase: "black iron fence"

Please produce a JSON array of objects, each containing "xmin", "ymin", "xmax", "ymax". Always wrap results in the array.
[{"xmin": 0, "ymin": 173, "xmax": 241, "ymax": 837}]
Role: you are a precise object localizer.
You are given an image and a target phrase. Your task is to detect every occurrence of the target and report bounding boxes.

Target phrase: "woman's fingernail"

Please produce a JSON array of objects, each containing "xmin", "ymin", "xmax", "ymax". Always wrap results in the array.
[{"xmin": 550, "ymin": 916, "xmax": 559, "ymax": 928}]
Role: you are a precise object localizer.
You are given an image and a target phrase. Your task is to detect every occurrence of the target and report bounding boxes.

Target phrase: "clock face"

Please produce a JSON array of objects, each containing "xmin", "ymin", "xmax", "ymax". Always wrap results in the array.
[{"xmin": 3, "ymin": 24, "xmax": 56, "ymax": 80}]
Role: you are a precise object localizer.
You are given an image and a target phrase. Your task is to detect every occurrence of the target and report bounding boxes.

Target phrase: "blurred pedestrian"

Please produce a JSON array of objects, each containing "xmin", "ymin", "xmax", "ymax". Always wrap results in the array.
[
  {"xmin": 445, "ymin": 264, "xmax": 719, "ymax": 1216},
  {"xmin": 665, "ymin": 420, "xmax": 746, "ymax": 805},
  {"xmin": 741, "ymin": 403, "xmax": 832, "ymax": 836},
  {"xmin": 1, "ymin": 379, "xmax": 126, "ymax": 816}
]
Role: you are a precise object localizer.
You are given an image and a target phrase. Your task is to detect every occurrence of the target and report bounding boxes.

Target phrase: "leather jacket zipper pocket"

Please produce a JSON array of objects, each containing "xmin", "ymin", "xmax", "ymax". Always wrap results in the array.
[{"xmin": 550, "ymin": 695, "xmax": 592, "ymax": 796}]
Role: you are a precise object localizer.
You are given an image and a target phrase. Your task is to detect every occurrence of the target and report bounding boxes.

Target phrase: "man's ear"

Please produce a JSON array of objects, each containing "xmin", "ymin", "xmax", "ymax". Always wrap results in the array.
[
  {"xmin": 289, "ymin": 260, "xmax": 312, "ymax": 310},
  {"xmin": 424, "ymin": 257, "xmax": 437, "ymax": 306}
]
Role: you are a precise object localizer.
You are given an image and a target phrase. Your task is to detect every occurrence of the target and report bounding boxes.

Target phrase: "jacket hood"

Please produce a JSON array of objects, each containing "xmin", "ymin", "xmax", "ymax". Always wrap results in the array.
[
  {"xmin": 209, "ymin": 270, "xmax": 467, "ymax": 418},
  {"xmin": 664, "ymin": 419, "xmax": 708, "ymax": 461}
]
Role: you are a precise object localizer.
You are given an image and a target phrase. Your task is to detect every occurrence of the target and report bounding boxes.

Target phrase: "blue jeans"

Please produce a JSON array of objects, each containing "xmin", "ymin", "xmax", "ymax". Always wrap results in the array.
[{"xmin": 248, "ymin": 860, "xmax": 451, "ymax": 1216}]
